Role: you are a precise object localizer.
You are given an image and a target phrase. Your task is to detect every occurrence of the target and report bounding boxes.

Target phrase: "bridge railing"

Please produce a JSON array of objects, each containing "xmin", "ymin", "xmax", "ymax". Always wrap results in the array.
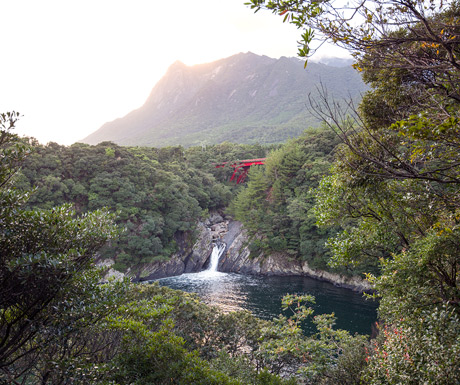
[{"xmin": 214, "ymin": 158, "xmax": 266, "ymax": 184}]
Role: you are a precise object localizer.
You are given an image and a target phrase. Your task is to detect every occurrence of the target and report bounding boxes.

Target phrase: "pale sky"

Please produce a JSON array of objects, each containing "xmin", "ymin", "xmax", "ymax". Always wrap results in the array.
[{"xmin": 1, "ymin": 0, "xmax": 348, "ymax": 145}]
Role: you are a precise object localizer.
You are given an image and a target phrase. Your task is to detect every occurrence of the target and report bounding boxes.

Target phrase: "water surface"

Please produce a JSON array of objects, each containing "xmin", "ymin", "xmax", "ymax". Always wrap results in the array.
[{"xmin": 158, "ymin": 270, "xmax": 378, "ymax": 335}]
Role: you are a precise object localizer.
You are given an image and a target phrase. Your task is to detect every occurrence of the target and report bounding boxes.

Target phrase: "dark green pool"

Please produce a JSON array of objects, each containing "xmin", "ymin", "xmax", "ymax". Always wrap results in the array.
[{"xmin": 158, "ymin": 271, "xmax": 378, "ymax": 335}]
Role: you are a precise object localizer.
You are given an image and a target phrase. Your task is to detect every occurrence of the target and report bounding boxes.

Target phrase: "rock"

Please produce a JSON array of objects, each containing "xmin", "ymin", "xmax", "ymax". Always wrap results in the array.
[
  {"xmin": 96, "ymin": 258, "xmax": 128, "ymax": 282},
  {"xmin": 300, "ymin": 263, "xmax": 372, "ymax": 292},
  {"xmin": 209, "ymin": 213, "xmax": 224, "ymax": 225},
  {"xmin": 134, "ymin": 222, "xmax": 214, "ymax": 281},
  {"xmin": 104, "ymin": 268, "xmax": 126, "ymax": 281},
  {"xmin": 219, "ymin": 220, "xmax": 372, "ymax": 292},
  {"xmin": 210, "ymin": 221, "xmax": 228, "ymax": 242},
  {"xmin": 100, "ymin": 221, "xmax": 215, "ymax": 282},
  {"xmin": 96, "ymin": 258, "xmax": 115, "ymax": 268},
  {"xmin": 128, "ymin": 215, "xmax": 230, "ymax": 281}
]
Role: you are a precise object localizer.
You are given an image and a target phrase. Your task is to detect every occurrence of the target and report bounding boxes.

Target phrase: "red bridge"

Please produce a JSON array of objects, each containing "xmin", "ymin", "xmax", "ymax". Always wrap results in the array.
[{"xmin": 214, "ymin": 158, "xmax": 266, "ymax": 184}]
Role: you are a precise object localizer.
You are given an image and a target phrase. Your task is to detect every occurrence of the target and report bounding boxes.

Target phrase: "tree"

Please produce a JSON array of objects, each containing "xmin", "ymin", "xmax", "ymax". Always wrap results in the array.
[
  {"xmin": 0, "ymin": 113, "xmax": 123, "ymax": 382},
  {"xmin": 230, "ymin": 129, "xmax": 346, "ymax": 272},
  {"xmin": 246, "ymin": 0, "xmax": 459, "ymax": 72},
  {"xmin": 255, "ymin": 294, "xmax": 369, "ymax": 384},
  {"xmin": 248, "ymin": 0, "xmax": 460, "ymax": 186},
  {"xmin": 18, "ymin": 139, "xmax": 238, "ymax": 270},
  {"xmin": 104, "ymin": 283, "xmax": 299, "ymax": 385}
]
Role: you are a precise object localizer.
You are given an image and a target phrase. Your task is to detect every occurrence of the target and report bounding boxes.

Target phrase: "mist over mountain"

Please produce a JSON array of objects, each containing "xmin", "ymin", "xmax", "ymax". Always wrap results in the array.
[
  {"xmin": 82, "ymin": 52, "xmax": 367, "ymax": 147},
  {"xmin": 311, "ymin": 56, "xmax": 354, "ymax": 67}
]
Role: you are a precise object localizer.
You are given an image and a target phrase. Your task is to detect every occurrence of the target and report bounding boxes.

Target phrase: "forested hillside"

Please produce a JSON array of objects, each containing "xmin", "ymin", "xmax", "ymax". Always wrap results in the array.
[
  {"xmin": 16, "ymin": 140, "xmax": 271, "ymax": 272},
  {"xmin": 3, "ymin": 121, "xmax": 365, "ymax": 384},
  {"xmin": 229, "ymin": 129, "xmax": 346, "ymax": 271},
  {"xmin": 17, "ymin": 129, "xmax": 345, "ymax": 276}
]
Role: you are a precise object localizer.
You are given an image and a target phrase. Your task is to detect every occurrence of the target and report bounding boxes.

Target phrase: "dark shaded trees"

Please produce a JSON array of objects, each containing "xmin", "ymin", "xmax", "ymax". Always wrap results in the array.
[{"xmin": 0, "ymin": 114, "xmax": 126, "ymax": 383}]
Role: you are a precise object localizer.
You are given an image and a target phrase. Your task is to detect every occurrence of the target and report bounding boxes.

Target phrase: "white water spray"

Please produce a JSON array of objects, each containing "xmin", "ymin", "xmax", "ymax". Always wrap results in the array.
[
  {"xmin": 206, "ymin": 243, "xmax": 226, "ymax": 273},
  {"xmin": 158, "ymin": 243, "xmax": 227, "ymax": 281}
]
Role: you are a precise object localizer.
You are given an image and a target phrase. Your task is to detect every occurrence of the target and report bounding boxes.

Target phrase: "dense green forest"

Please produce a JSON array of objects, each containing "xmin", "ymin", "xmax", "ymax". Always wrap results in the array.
[
  {"xmin": 15, "ymin": 140, "xmax": 273, "ymax": 272},
  {"xmin": 229, "ymin": 128, "xmax": 378, "ymax": 276},
  {"xmin": 1, "ymin": 0, "xmax": 459, "ymax": 383},
  {"xmin": 0, "ymin": 118, "xmax": 367, "ymax": 383},
  {"xmin": 15, "ymin": 130, "xmax": 344, "ymax": 276}
]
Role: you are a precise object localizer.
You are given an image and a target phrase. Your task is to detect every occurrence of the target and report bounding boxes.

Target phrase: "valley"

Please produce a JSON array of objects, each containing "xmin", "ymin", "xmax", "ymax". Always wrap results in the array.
[{"xmin": 3, "ymin": 1, "xmax": 459, "ymax": 378}]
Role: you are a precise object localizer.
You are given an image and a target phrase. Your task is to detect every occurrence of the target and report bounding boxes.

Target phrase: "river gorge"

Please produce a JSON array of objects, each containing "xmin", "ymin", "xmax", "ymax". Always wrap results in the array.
[
  {"xmin": 157, "ymin": 244, "xmax": 378, "ymax": 336},
  {"xmin": 103, "ymin": 215, "xmax": 372, "ymax": 292},
  {"xmin": 101, "ymin": 215, "xmax": 378, "ymax": 336}
]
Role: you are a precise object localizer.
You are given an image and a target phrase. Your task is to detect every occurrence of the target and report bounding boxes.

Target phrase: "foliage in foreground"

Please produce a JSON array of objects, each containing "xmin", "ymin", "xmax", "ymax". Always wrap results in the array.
[
  {"xmin": 1, "ymin": 115, "xmax": 368, "ymax": 384},
  {"xmin": 0, "ymin": 113, "xmax": 125, "ymax": 383},
  {"xmin": 88, "ymin": 283, "xmax": 367, "ymax": 385},
  {"xmin": 249, "ymin": 0, "xmax": 460, "ymax": 382}
]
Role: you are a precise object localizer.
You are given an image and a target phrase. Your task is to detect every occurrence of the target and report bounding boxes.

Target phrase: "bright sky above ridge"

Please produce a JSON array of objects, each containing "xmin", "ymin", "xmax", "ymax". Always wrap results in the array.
[{"xmin": 1, "ymin": 0, "xmax": 349, "ymax": 145}]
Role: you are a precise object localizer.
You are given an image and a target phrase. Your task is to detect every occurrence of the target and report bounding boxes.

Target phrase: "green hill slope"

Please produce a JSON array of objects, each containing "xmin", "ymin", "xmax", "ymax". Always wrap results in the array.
[{"xmin": 81, "ymin": 52, "xmax": 367, "ymax": 147}]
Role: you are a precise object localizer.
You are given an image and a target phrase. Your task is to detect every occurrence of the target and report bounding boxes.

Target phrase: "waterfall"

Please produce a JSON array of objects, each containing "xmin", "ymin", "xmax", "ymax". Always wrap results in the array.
[{"xmin": 206, "ymin": 243, "xmax": 226, "ymax": 272}]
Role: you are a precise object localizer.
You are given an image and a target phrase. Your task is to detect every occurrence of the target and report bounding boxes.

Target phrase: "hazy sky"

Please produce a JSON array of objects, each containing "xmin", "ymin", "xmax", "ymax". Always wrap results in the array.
[{"xmin": 1, "ymin": 0, "xmax": 348, "ymax": 145}]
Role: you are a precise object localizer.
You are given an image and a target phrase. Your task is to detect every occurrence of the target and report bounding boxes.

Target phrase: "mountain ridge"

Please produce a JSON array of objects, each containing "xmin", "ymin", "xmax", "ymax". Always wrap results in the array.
[{"xmin": 82, "ymin": 52, "xmax": 367, "ymax": 147}]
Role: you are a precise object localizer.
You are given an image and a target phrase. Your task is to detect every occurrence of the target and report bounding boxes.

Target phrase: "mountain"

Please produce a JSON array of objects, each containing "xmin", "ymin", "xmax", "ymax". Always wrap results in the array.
[
  {"xmin": 312, "ymin": 56, "xmax": 354, "ymax": 67},
  {"xmin": 82, "ymin": 52, "xmax": 367, "ymax": 147}
]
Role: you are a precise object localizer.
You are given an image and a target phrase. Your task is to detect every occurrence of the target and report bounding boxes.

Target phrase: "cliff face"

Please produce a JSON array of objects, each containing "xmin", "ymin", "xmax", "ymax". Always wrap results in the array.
[
  {"xmin": 134, "ymin": 222, "xmax": 212, "ymax": 280},
  {"xmin": 101, "ymin": 216, "xmax": 371, "ymax": 292},
  {"xmin": 133, "ymin": 219, "xmax": 228, "ymax": 281},
  {"xmin": 219, "ymin": 221, "xmax": 371, "ymax": 292},
  {"xmin": 99, "ymin": 215, "xmax": 228, "ymax": 282}
]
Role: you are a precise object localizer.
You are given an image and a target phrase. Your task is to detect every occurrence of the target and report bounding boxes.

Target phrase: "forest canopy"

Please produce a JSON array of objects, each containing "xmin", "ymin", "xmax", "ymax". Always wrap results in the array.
[{"xmin": 15, "ymin": 140, "xmax": 273, "ymax": 273}]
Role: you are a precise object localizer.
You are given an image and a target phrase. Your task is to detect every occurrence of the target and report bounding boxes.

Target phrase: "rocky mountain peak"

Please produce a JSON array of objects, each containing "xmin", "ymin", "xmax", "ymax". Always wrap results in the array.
[{"xmin": 81, "ymin": 52, "xmax": 367, "ymax": 147}]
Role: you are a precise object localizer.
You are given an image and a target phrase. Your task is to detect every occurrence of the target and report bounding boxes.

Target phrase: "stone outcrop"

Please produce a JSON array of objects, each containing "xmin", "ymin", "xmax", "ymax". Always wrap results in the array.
[
  {"xmin": 98, "ymin": 213, "xmax": 232, "ymax": 282},
  {"xmin": 210, "ymin": 221, "xmax": 228, "ymax": 241},
  {"xmin": 133, "ymin": 222, "xmax": 214, "ymax": 281},
  {"xmin": 219, "ymin": 221, "xmax": 371, "ymax": 292},
  {"xmin": 98, "ymin": 221, "xmax": 214, "ymax": 282},
  {"xmin": 96, "ymin": 258, "xmax": 127, "ymax": 281}
]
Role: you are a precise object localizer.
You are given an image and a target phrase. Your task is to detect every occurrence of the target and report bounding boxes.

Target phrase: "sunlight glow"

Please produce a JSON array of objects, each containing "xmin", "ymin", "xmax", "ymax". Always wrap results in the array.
[{"xmin": 0, "ymin": 0, "xmax": 347, "ymax": 145}]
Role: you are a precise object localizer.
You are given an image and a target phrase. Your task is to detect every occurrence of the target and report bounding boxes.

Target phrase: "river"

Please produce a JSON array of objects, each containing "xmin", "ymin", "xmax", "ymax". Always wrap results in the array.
[{"xmin": 157, "ymin": 245, "xmax": 378, "ymax": 335}]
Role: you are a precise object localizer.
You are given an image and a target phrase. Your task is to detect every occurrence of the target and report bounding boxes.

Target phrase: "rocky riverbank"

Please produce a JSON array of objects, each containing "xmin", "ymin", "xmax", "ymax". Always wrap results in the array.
[
  {"xmin": 99, "ymin": 213, "xmax": 227, "ymax": 282},
  {"xmin": 219, "ymin": 221, "xmax": 371, "ymax": 292},
  {"xmin": 99, "ymin": 213, "xmax": 371, "ymax": 292}
]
